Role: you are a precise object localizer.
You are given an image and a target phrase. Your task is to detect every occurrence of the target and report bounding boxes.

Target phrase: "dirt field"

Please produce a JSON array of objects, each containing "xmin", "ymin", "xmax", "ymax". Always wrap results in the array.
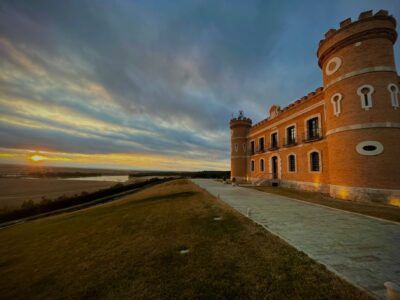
[
  {"xmin": 0, "ymin": 178, "xmax": 115, "ymax": 209},
  {"xmin": 0, "ymin": 179, "xmax": 372, "ymax": 300}
]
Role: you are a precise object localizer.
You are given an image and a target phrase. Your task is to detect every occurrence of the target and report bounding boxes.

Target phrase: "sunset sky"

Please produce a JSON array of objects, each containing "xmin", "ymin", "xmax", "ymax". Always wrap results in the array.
[{"xmin": 0, "ymin": 0, "xmax": 399, "ymax": 171}]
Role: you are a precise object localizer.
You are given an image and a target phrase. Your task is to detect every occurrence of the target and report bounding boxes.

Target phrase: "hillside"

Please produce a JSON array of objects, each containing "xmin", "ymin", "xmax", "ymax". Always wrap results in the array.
[{"xmin": 0, "ymin": 179, "xmax": 372, "ymax": 300}]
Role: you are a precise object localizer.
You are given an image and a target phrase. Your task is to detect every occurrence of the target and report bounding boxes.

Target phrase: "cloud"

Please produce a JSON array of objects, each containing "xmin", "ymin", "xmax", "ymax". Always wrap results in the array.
[{"xmin": 0, "ymin": 0, "xmax": 399, "ymax": 170}]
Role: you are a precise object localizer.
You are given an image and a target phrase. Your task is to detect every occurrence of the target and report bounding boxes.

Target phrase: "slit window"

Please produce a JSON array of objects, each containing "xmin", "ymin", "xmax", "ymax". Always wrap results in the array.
[
  {"xmin": 357, "ymin": 85, "xmax": 374, "ymax": 111},
  {"xmin": 388, "ymin": 84, "xmax": 399, "ymax": 109},
  {"xmin": 310, "ymin": 151, "xmax": 320, "ymax": 172},
  {"xmin": 251, "ymin": 160, "xmax": 255, "ymax": 172},
  {"xmin": 250, "ymin": 141, "xmax": 255, "ymax": 154},
  {"xmin": 260, "ymin": 159, "xmax": 265, "ymax": 172},
  {"xmin": 331, "ymin": 93, "xmax": 342, "ymax": 116}
]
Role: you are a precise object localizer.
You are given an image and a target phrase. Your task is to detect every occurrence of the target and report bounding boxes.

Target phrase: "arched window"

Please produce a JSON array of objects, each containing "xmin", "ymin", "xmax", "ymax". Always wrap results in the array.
[
  {"xmin": 310, "ymin": 151, "xmax": 320, "ymax": 172},
  {"xmin": 330, "ymin": 93, "xmax": 342, "ymax": 116},
  {"xmin": 357, "ymin": 85, "xmax": 374, "ymax": 111},
  {"xmin": 288, "ymin": 154, "xmax": 296, "ymax": 172},
  {"xmin": 260, "ymin": 159, "xmax": 265, "ymax": 172},
  {"xmin": 388, "ymin": 83, "xmax": 399, "ymax": 109},
  {"xmin": 250, "ymin": 160, "xmax": 255, "ymax": 172},
  {"xmin": 234, "ymin": 143, "xmax": 238, "ymax": 152}
]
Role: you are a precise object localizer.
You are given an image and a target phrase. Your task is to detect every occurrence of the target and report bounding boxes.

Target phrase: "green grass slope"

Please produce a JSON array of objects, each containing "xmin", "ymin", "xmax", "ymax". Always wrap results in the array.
[{"xmin": 0, "ymin": 179, "xmax": 372, "ymax": 300}]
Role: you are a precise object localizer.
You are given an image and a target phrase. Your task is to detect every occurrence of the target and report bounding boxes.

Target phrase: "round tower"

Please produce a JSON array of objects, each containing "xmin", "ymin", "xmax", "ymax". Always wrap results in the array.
[
  {"xmin": 230, "ymin": 111, "xmax": 252, "ymax": 183},
  {"xmin": 317, "ymin": 10, "xmax": 400, "ymax": 202}
]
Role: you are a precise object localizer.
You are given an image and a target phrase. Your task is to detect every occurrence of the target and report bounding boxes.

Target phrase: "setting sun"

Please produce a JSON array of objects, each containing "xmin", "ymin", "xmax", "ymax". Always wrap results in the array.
[{"xmin": 29, "ymin": 154, "xmax": 48, "ymax": 162}]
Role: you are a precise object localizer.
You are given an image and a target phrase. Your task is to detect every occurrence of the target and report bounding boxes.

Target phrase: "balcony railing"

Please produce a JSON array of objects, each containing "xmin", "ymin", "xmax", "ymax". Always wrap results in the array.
[
  {"xmin": 303, "ymin": 128, "xmax": 322, "ymax": 143},
  {"xmin": 283, "ymin": 137, "xmax": 297, "ymax": 147},
  {"xmin": 267, "ymin": 143, "xmax": 279, "ymax": 151}
]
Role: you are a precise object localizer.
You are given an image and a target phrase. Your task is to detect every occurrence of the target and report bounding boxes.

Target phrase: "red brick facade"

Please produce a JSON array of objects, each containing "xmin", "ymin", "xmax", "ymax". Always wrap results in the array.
[{"xmin": 230, "ymin": 10, "xmax": 400, "ymax": 204}]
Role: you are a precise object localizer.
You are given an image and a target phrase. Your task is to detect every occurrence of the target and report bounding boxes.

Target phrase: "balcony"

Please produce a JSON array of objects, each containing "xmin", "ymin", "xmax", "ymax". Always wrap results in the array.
[
  {"xmin": 303, "ymin": 128, "xmax": 323, "ymax": 143},
  {"xmin": 283, "ymin": 137, "xmax": 297, "ymax": 147},
  {"xmin": 267, "ymin": 143, "xmax": 279, "ymax": 151}
]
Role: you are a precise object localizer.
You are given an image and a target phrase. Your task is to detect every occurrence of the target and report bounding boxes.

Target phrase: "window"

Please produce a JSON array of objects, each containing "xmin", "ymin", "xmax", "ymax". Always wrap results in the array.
[
  {"xmin": 331, "ymin": 93, "xmax": 342, "ymax": 116},
  {"xmin": 388, "ymin": 84, "xmax": 399, "ymax": 109},
  {"xmin": 242, "ymin": 143, "xmax": 247, "ymax": 152},
  {"xmin": 288, "ymin": 154, "xmax": 296, "ymax": 172},
  {"xmin": 286, "ymin": 126, "xmax": 296, "ymax": 146},
  {"xmin": 305, "ymin": 117, "xmax": 320, "ymax": 141},
  {"xmin": 234, "ymin": 143, "xmax": 238, "ymax": 152},
  {"xmin": 270, "ymin": 132, "xmax": 278, "ymax": 149},
  {"xmin": 310, "ymin": 151, "xmax": 320, "ymax": 172},
  {"xmin": 259, "ymin": 137, "xmax": 265, "ymax": 152},
  {"xmin": 250, "ymin": 141, "xmax": 255, "ymax": 155},
  {"xmin": 356, "ymin": 141, "xmax": 384, "ymax": 156},
  {"xmin": 260, "ymin": 159, "xmax": 265, "ymax": 172},
  {"xmin": 250, "ymin": 160, "xmax": 255, "ymax": 172},
  {"xmin": 357, "ymin": 85, "xmax": 374, "ymax": 111}
]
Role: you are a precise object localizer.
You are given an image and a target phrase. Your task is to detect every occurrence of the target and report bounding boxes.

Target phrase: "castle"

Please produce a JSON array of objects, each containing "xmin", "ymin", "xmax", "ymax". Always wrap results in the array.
[{"xmin": 230, "ymin": 10, "xmax": 400, "ymax": 204}]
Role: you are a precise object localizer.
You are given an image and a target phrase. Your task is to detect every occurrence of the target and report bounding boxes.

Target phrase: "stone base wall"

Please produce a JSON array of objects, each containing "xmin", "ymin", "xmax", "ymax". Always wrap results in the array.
[{"xmin": 246, "ymin": 178, "xmax": 400, "ymax": 206}]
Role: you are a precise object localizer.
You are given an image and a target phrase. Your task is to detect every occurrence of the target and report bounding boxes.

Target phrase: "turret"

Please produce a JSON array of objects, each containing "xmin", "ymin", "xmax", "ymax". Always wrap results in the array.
[
  {"xmin": 318, "ymin": 10, "xmax": 400, "ymax": 201},
  {"xmin": 230, "ymin": 111, "xmax": 252, "ymax": 183}
]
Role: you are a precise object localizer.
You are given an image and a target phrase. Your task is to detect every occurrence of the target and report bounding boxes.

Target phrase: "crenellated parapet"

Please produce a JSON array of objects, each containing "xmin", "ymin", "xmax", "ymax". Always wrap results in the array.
[{"xmin": 317, "ymin": 10, "xmax": 397, "ymax": 68}]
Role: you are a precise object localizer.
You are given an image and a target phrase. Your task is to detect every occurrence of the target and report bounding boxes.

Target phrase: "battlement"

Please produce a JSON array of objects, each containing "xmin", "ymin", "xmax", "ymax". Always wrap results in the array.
[
  {"xmin": 251, "ymin": 86, "xmax": 324, "ymax": 128},
  {"xmin": 317, "ymin": 10, "xmax": 397, "ymax": 67}
]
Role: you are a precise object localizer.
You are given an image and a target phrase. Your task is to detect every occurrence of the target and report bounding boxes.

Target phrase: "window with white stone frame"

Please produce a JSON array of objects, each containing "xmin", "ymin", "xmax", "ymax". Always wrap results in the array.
[
  {"xmin": 288, "ymin": 154, "xmax": 296, "ymax": 172},
  {"xmin": 388, "ymin": 83, "xmax": 399, "ymax": 109},
  {"xmin": 330, "ymin": 93, "xmax": 342, "ymax": 116},
  {"xmin": 357, "ymin": 85, "xmax": 374, "ymax": 111}
]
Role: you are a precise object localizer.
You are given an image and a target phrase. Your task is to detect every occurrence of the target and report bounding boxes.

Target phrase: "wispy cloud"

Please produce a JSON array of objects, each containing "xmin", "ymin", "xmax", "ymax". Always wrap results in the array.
[{"xmin": 0, "ymin": 0, "xmax": 398, "ymax": 170}]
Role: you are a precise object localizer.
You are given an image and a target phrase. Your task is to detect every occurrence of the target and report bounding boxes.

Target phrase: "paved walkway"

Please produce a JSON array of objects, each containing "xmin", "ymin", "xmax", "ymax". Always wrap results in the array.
[{"xmin": 192, "ymin": 179, "xmax": 400, "ymax": 299}]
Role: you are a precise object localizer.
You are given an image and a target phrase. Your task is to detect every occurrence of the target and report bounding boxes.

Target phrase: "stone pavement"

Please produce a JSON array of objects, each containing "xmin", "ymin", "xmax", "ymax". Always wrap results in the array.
[{"xmin": 192, "ymin": 179, "xmax": 400, "ymax": 299}]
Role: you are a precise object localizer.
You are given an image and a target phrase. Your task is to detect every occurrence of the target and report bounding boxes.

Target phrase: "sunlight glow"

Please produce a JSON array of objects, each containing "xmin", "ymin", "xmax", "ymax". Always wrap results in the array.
[{"xmin": 30, "ymin": 154, "xmax": 48, "ymax": 162}]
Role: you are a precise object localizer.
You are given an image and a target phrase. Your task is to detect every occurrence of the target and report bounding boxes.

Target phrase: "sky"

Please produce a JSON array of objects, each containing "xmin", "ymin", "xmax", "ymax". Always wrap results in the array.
[{"xmin": 0, "ymin": 0, "xmax": 399, "ymax": 171}]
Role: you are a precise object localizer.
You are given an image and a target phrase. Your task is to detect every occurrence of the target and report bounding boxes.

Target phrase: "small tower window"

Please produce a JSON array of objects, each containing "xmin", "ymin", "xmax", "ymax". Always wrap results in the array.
[
  {"xmin": 234, "ymin": 143, "xmax": 238, "ymax": 152},
  {"xmin": 310, "ymin": 151, "xmax": 320, "ymax": 172},
  {"xmin": 357, "ymin": 85, "xmax": 374, "ymax": 111},
  {"xmin": 388, "ymin": 83, "xmax": 399, "ymax": 109},
  {"xmin": 250, "ymin": 160, "xmax": 255, "ymax": 172},
  {"xmin": 330, "ymin": 93, "xmax": 342, "ymax": 116},
  {"xmin": 288, "ymin": 154, "xmax": 296, "ymax": 172},
  {"xmin": 260, "ymin": 159, "xmax": 265, "ymax": 172}
]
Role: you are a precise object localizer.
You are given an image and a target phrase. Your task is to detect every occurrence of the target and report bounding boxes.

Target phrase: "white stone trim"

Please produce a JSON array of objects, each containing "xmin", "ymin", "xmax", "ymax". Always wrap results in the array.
[
  {"xmin": 325, "ymin": 66, "xmax": 396, "ymax": 88},
  {"xmin": 231, "ymin": 155, "xmax": 248, "ymax": 158},
  {"xmin": 388, "ymin": 83, "xmax": 399, "ymax": 109},
  {"xmin": 356, "ymin": 141, "xmax": 384, "ymax": 156},
  {"xmin": 307, "ymin": 149, "xmax": 322, "ymax": 173},
  {"xmin": 248, "ymin": 101, "xmax": 325, "ymax": 138},
  {"xmin": 325, "ymin": 57, "xmax": 342, "ymax": 75},
  {"xmin": 287, "ymin": 153, "xmax": 297, "ymax": 173},
  {"xmin": 326, "ymin": 122, "xmax": 400, "ymax": 136},
  {"xmin": 330, "ymin": 93, "xmax": 342, "ymax": 117}
]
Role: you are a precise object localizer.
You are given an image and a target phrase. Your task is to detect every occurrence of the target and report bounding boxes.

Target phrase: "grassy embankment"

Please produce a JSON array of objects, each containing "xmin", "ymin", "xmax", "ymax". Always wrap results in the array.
[
  {"xmin": 0, "ymin": 179, "xmax": 373, "ymax": 300},
  {"xmin": 247, "ymin": 186, "xmax": 400, "ymax": 223}
]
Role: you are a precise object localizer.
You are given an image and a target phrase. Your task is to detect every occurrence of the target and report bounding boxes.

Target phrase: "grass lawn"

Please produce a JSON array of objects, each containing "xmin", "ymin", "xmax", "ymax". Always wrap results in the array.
[
  {"xmin": 0, "ymin": 179, "xmax": 373, "ymax": 300},
  {"xmin": 247, "ymin": 185, "xmax": 400, "ymax": 223}
]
